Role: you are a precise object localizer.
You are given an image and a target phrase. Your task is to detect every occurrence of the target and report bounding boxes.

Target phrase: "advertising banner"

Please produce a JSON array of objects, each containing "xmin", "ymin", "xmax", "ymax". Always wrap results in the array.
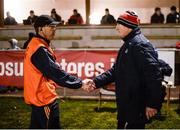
[{"xmin": 0, "ymin": 49, "xmax": 175, "ymax": 88}]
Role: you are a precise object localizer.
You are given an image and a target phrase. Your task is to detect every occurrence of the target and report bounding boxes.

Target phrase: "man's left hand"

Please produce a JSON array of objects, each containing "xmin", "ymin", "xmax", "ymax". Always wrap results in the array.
[{"xmin": 146, "ymin": 107, "xmax": 157, "ymax": 120}]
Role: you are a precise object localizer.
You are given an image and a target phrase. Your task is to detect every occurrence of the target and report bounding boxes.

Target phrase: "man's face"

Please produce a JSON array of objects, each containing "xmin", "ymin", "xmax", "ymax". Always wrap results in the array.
[
  {"xmin": 41, "ymin": 25, "xmax": 56, "ymax": 40},
  {"xmin": 156, "ymin": 10, "xmax": 161, "ymax": 16},
  {"xmin": 6, "ymin": 12, "xmax": 10, "ymax": 17},
  {"xmin": 171, "ymin": 10, "xmax": 175, "ymax": 14},
  {"xmin": 30, "ymin": 12, "xmax": 34, "ymax": 17},
  {"xmin": 116, "ymin": 23, "xmax": 132, "ymax": 38},
  {"xmin": 105, "ymin": 10, "xmax": 109, "ymax": 15},
  {"xmin": 73, "ymin": 11, "xmax": 77, "ymax": 15},
  {"xmin": 51, "ymin": 12, "xmax": 56, "ymax": 18}
]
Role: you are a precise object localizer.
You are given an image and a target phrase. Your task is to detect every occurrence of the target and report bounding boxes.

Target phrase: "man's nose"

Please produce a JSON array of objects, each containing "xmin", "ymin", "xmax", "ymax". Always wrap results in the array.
[
  {"xmin": 53, "ymin": 27, "xmax": 56, "ymax": 31},
  {"xmin": 115, "ymin": 25, "xmax": 119, "ymax": 30}
]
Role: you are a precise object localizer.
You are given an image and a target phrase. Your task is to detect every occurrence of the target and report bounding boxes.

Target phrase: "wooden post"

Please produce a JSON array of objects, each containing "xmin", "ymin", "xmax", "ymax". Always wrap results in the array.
[
  {"xmin": 98, "ymin": 92, "xmax": 102, "ymax": 110},
  {"xmin": 85, "ymin": 0, "xmax": 90, "ymax": 25},
  {"xmin": 166, "ymin": 85, "xmax": 171, "ymax": 114},
  {"xmin": 179, "ymin": 0, "xmax": 180, "ymax": 24},
  {"xmin": 179, "ymin": 0, "xmax": 180, "ymax": 14},
  {"xmin": 178, "ymin": 86, "xmax": 180, "ymax": 110},
  {"xmin": 0, "ymin": 0, "xmax": 4, "ymax": 27}
]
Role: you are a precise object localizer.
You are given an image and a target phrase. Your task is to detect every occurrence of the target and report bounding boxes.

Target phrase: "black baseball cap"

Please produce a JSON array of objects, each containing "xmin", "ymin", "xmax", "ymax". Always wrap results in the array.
[{"xmin": 34, "ymin": 15, "xmax": 60, "ymax": 28}]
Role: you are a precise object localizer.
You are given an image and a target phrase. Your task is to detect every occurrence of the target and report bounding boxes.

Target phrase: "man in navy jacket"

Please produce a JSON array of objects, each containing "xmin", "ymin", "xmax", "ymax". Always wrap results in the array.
[{"xmin": 88, "ymin": 11, "xmax": 163, "ymax": 129}]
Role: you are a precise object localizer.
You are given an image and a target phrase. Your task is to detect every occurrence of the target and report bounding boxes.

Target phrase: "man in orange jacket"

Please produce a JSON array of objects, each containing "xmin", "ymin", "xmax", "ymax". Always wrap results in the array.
[{"xmin": 24, "ymin": 15, "xmax": 94, "ymax": 129}]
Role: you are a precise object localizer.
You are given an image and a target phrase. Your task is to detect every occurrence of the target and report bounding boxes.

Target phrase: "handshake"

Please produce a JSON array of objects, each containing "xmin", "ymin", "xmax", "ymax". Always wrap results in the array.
[{"xmin": 82, "ymin": 79, "xmax": 96, "ymax": 92}]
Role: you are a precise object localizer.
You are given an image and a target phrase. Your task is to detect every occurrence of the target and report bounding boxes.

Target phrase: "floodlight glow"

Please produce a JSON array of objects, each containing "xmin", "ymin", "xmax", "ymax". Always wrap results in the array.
[
  {"xmin": 4, "ymin": 0, "xmax": 24, "ymax": 23},
  {"xmin": 89, "ymin": 13, "xmax": 101, "ymax": 24}
]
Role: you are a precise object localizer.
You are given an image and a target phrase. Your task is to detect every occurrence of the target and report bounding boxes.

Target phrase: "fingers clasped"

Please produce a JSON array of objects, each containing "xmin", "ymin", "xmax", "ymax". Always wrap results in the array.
[{"xmin": 82, "ymin": 79, "xmax": 96, "ymax": 92}]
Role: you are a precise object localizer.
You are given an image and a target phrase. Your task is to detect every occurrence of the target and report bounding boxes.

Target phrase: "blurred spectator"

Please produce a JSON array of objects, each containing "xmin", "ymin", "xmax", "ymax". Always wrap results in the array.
[
  {"xmin": 151, "ymin": 7, "xmax": 164, "ymax": 23},
  {"xmin": 26, "ymin": 10, "xmax": 38, "ymax": 25},
  {"xmin": 4, "ymin": 11, "xmax": 17, "ymax": 25},
  {"xmin": 68, "ymin": 9, "xmax": 84, "ymax": 25},
  {"xmin": 8, "ymin": 38, "xmax": 20, "ymax": 50},
  {"xmin": 166, "ymin": 6, "xmax": 180, "ymax": 23},
  {"xmin": 51, "ymin": 8, "xmax": 63, "ymax": 24},
  {"xmin": 101, "ymin": 8, "xmax": 116, "ymax": 24}
]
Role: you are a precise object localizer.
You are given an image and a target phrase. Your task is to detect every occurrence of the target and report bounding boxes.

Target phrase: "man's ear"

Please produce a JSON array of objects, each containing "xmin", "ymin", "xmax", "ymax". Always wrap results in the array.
[{"xmin": 38, "ymin": 27, "xmax": 43, "ymax": 32}]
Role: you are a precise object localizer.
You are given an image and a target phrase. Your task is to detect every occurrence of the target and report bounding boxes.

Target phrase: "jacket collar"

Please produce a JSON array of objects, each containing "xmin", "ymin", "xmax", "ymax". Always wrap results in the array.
[
  {"xmin": 36, "ymin": 34, "xmax": 50, "ymax": 46},
  {"xmin": 23, "ymin": 32, "xmax": 50, "ymax": 49},
  {"xmin": 122, "ymin": 27, "xmax": 141, "ymax": 42}
]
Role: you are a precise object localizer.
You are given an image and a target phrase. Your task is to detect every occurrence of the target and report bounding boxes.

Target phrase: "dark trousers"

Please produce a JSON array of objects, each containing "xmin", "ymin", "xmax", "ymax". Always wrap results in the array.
[
  {"xmin": 30, "ymin": 100, "xmax": 61, "ymax": 129},
  {"xmin": 117, "ymin": 120, "xmax": 145, "ymax": 129}
]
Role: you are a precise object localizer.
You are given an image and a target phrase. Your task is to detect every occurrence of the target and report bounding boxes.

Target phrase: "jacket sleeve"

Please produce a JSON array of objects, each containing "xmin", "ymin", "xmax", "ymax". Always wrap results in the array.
[
  {"xmin": 132, "ymin": 43, "xmax": 163, "ymax": 110},
  {"xmin": 93, "ymin": 64, "xmax": 115, "ymax": 88},
  {"xmin": 31, "ymin": 47, "xmax": 82, "ymax": 89}
]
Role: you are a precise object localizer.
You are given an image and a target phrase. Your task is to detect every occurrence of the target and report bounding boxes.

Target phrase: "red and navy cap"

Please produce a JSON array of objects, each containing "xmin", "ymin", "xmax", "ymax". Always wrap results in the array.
[{"xmin": 117, "ymin": 11, "xmax": 140, "ymax": 29}]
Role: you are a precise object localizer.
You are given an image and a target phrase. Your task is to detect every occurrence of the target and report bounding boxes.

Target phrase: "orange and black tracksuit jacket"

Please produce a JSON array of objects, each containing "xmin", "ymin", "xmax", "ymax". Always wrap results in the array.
[{"xmin": 24, "ymin": 34, "xmax": 82, "ymax": 128}]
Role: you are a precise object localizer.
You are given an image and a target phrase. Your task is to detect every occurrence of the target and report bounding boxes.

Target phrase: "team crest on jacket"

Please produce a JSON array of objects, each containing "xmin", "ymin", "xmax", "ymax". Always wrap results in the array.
[{"xmin": 125, "ymin": 49, "xmax": 128, "ymax": 54}]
